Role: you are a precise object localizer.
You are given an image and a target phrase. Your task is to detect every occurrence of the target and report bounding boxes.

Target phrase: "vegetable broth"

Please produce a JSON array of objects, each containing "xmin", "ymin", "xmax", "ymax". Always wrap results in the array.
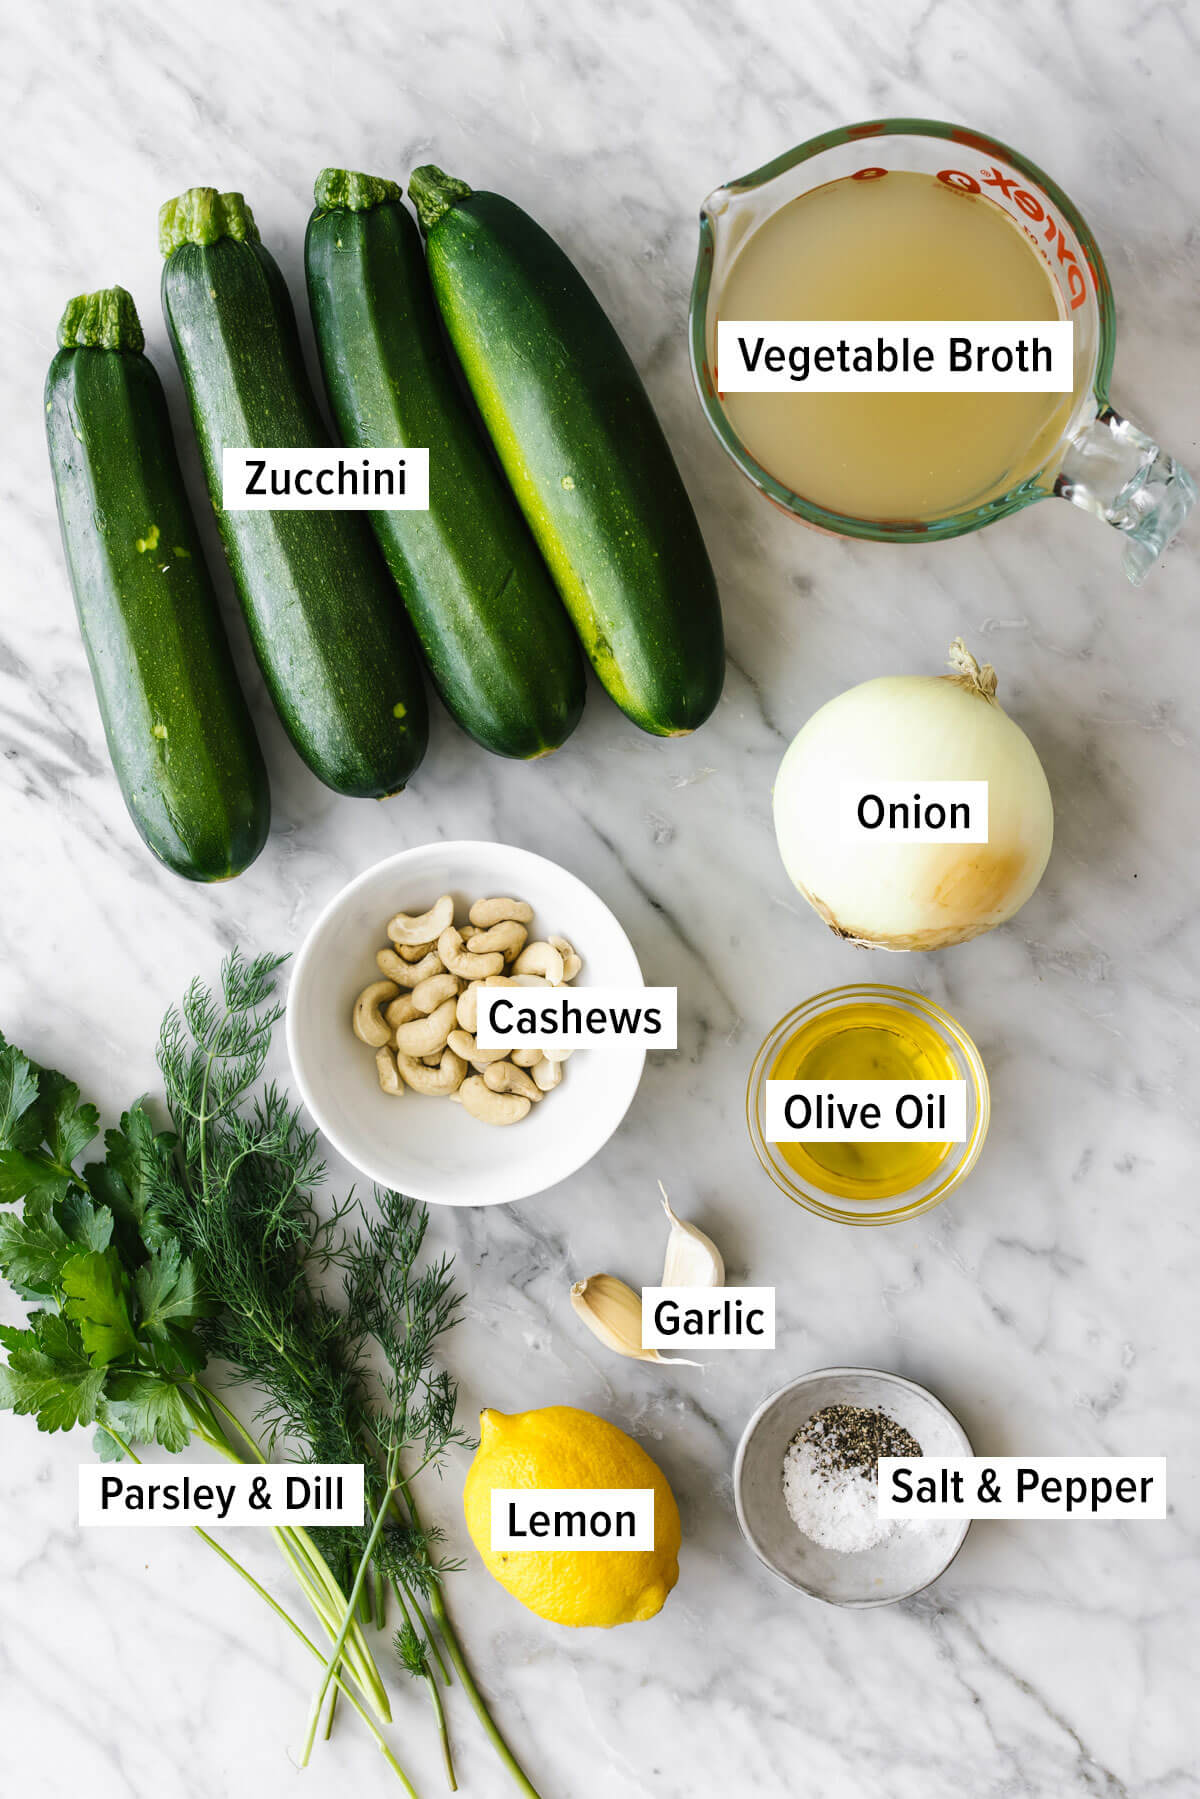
[
  {"xmin": 717, "ymin": 171, "xmax": 1071, "ymax": 521},
  {"xmin": 769, "ymin": 999, "xmax": 957, "ymax": 1199}
]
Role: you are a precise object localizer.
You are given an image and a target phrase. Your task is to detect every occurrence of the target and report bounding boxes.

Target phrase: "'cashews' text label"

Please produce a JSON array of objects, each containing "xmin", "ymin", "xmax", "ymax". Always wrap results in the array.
[
  {"xmin": 840, "ymin": 781, "xmax": 989, "ymax": 844},
  {"xmin": 716, "ymin": 321, "xmax": 1073, "ymax": 393},
  {"xmin": 766, "ymin": 1080, "xmax": 968, "ymax": 1143},
  {"xmin": 878, "ymin": 1457, "xmax": 1167, "ymax": 1521},
  {"xmin": 222, "ymin": 448, "xmax": 430, "ymax": 510},
  {"xmin": 79, "ymin": 1464, "xmax": 364, "ymax": 1527},
  {"xmin": 640, "ymin": 1287, "xmax": 776, "ymax": 1348},
  {"xmin": 490, "ymin": 1489, "xmax": 655, "ymax": 1551},
  {"xmin": 475, "ymin": 986, "xmax": 678, "ymax": 1049}
]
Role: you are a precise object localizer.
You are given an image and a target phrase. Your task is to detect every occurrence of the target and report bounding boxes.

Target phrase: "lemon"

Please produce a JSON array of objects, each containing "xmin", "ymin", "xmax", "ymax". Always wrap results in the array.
[{"xmin": 463, "ymin": 1405, "xmax": 681, "ymax": 1627}]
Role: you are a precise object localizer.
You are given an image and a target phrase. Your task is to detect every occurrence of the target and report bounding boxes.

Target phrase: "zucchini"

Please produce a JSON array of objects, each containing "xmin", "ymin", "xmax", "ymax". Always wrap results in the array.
[
  {"xmin": 408, "ymin": 165, "xmax": 725, "ymax": 737},
  {"xmin": 305, "ymin": 169, "xmax": 585, "ymax": 761},
  {"xmin": 159, "ymin": 188, "xmax": 428, "ymax": 798},
  {"xmin": 45, "ymin": 287, "xmax": 270, "ymax": 882}
]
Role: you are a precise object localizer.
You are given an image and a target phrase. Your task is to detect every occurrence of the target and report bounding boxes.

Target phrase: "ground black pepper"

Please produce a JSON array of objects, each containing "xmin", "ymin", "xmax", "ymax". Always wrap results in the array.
[{"xmin": 792, "ymin": 1403, "xmax": 923, "ymax": 1476}]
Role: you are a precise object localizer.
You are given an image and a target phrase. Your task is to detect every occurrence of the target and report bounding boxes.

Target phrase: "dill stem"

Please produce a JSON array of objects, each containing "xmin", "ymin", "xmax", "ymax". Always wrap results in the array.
[
  {"xmin": 181, "ymin": 1387, "xmax": 390, "ymax": 1719},
  {"xmin": 299, "ymin": 1449, "xmax": 401, "ymax": 1767},
  {"xmin": 426, "ymin": 1666, "xmax": 457, "ymax": 1791},
  {"xmin": 394, "ymin": 1481, "xmax": 542, "ymax": 1799},
  {"xmin": 96, "ymin": 1428, "xmax": 411, "ymax": 1790}
]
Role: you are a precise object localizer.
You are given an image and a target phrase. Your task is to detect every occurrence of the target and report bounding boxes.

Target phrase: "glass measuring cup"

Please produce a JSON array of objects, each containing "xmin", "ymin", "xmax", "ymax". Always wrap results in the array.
[{"xmin": 690, "ymin": 119, "xmax": 1194, "ymax": 583}]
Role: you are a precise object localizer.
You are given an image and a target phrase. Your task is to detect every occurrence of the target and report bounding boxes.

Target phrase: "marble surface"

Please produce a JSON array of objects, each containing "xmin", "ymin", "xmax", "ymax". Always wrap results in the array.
[{"xmin": 2, "ymin": 1, "xmax": 1197, "ymax": 1794}]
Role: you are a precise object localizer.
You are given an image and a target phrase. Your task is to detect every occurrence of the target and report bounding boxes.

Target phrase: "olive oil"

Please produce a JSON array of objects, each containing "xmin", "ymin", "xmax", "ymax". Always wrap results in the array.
[
  {"xmin": 769, "ymin": 998, "xmax": 958, "ymax": 1200},
  {"xmin": 716, "ymin": 170, "xmax": 1071, "ymax": 521}
]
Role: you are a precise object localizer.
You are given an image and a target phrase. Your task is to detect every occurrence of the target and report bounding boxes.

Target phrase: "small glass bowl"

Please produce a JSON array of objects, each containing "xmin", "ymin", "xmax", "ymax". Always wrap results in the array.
[{"xmin": 746, "ymin": 984, "xmax": 990, "ymax": 1226}]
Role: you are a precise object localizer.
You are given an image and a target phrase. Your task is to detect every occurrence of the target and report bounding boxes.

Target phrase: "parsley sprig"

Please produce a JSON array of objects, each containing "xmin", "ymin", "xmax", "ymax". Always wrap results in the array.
[{"xmin": 0, "ymin": 953, "xmax": 541, "ymax": 1799}]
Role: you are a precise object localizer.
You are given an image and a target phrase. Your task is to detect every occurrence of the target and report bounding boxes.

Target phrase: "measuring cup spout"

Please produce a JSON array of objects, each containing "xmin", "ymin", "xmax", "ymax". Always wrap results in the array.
[{"xmin": 1054, "ymin": 408, "xmax": 1195, "ymax": 584}]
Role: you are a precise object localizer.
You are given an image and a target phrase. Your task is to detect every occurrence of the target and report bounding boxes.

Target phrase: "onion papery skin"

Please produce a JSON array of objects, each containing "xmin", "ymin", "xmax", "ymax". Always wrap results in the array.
[{"xmin": 773, "ymin": 673, "xmax": 1054, "ymax": 952}]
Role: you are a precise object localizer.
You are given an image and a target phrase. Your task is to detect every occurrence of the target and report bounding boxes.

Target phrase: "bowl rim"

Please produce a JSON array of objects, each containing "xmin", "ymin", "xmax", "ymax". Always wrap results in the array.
[
  {"xmin": 732, "ymin": 1365, "xmax": 973, "ymax": 1607},
  {"xmin": 284, "ymin": 840, "xmax": 647, "ymax": 1207},
  {"xmin": 745, "ymin": 982, "xmax": 991, "ymax": 1225}
]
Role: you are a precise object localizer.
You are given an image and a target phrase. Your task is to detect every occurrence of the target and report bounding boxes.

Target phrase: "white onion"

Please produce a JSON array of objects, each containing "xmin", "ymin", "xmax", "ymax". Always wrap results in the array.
[{"xmin": 773, "ymin": 640, "xmax": 1053, "ymax": 951}]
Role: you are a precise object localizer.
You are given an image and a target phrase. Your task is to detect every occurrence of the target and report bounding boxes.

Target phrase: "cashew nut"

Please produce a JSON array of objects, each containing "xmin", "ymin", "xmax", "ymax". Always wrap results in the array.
[
  {"xmin": 469, "ymin": 897, "xmax": 533, "ymax": 929},
  {"xmin": 438, "ymin": 926, "xmax": 503, "ymax": 980},
  {"xmin": 387, "ymin": 895, "xmax": 455, "ymax": 947},
  {"xmin": 447, "ymin": 1028, "xmax": 510, "ymax": 1070},
  {"xmin": 385, "ymin": 994, "xmax": 421, "ymax": 1030},
  {"xmin": 513, "ymin": 940, "xmax": 565, "ymax": 985},
  {"xmin": 396, "ymin": 1048, "xmax": 466, "ymax": 1097},
  {"xmin": 512, "ymin": 1045, "xmax": 544, "ymax": 1068},
  {"xmin": 532, "ymin": 1055, "xmax": 563, "ymax": 1092},
  {"xmin": 456, "ymin": 981, "xmax": 482, "ymax": 1033},
  {"xmin": 412, "ymin": 971, "xmax": 461, "ymax": 1014},
  {"xmin": 393, "ymin": 997, "xmax": 457, "ymax": 1058},
  {"xmin": 458, "ymin": 1075, "xmax": 531, "ymax": 1126},
  {"xmin": 377, "ymin": 947, "xmax": 444, "ymax": 987},
  {"xmin": 484, "ymin": 1060, "xmax": 543, "ymax": 1102},
  {"xmin": 353, "ymin": 980, "xmax": 399, "ymax": 1047},
  {"xmin": 541, "ymin": 1045, "xmax": 576, "ymax": 1065},
  {"xmin": 549, "ymin": 935, "xmax": 583, "ymax": 981},
  {"xmin": 398, "ymin": 940, "xmax": 437, "ymax": 963},
  {"xmin": 375, "ymin": 1046, "xmax": 404, "ymax": 1095},
  {"xmin": 466, "ymin": 920, "xmax": 528, "ymax": 963}
]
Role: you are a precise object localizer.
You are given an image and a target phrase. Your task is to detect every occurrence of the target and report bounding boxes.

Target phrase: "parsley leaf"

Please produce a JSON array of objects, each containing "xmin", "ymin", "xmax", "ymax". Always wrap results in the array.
[
  {"xmin": 85, "ymin": 1104, "xmax": 177, "ymax": 1258},
  {"xmin": 0, "ymin": 1193, "xmax": 71, "ymax": 1293},
  {"xmin": 0, "ymin": 1312, "xmax": 107, "ymax": 1431},
  {"xmin": 101, "ymin": 1372, "xmax": 191, "ymax": 1454},
  {"xmin": 0, "ymin": 1037, "xmax": 40, "ymax": 1153},
  {"xmin": 61, "ymin": 1249, "xmax": 138, "ymax": 1365}
]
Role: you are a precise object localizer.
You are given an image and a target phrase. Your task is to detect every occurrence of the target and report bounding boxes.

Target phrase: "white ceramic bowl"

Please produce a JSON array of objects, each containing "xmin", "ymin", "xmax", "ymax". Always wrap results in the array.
[
  {"xmin": 733, "ymin": 1367, "xmax": 972, "ymax": 1607},
  {"xmin": 286, "ymin": 841, "xmax": 645, "ymax": 1206}
]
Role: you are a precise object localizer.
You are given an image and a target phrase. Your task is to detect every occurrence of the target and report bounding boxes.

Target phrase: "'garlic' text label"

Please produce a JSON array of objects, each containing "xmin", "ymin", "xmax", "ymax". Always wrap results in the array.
[
  {"xmin": 641, "ymin": 1287, "xmax": 776, "ymax": 1348},
  {"xmin": 716, "ymin": 321, "xmax": 1073, "ymax": 393},
  {"xmin": 222, "ymin": 448, "xmax": 430, "ymax": 511},
  {"xmin": 490, "ymin": 1489, "xmax": 655, "ymax": 1551},
  {"xmin": 878, "ymin": 1457, "xmax": 1167, "ymax": 1521},
  {"xmin": 766, "ymin": 1079, "xmax": 968, "ymax": 1143},
  {"xmin": 840, "ymin": 781, "xmax": 988, "ymax": 844},
  {"xmin": 475, "ymin": 986, "xmax": 677, "ymax": 1049}
]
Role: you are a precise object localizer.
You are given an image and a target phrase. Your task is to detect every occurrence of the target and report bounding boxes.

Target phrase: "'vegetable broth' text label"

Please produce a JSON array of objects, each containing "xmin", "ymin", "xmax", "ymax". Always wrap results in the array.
[{"xmin": 716, "ymin": 322, "xmax": 1073, "ymax": 393}]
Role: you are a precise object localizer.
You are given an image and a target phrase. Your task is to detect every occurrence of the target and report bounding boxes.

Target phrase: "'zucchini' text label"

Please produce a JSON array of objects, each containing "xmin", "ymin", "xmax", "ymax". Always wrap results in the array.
[{"xmin": 223, "ymin": 448, "xmax": 430, "ymax": 511}]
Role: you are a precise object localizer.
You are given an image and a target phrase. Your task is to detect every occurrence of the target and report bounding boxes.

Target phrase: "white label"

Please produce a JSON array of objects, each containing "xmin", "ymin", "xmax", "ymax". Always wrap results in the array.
[
  {"xmin": 222, "ymin": 448, "xmax": 430, "ymax": 510},
  {"xmin": 841, "ymin": 781, "xmax": 988, "ymax": 844},
  {"xmin": 878, "ymin": 1457, "xmax": 1167, "ymax": 1520},
  {"xmin": 641, "ymin": 1287, "xmax": 775, "ymax": 1348},
  {"xmin": 490, "ymin": 1489, "xmax": 655, "ymax": 1551},
  {"xmin": 716, "ymin": 321, "xmax": 1073, "ymax": 393},
  {"xmin": 475, "ymin": 986, "xmax": 677, "ymax": 1049},
  {"xmin": 766, "ymin": 1079, "xmax": 967, "ymax": 1143},
  {"xmin": 79, "ymin": 1463, "xmax": 365, "ymax": 1527}
]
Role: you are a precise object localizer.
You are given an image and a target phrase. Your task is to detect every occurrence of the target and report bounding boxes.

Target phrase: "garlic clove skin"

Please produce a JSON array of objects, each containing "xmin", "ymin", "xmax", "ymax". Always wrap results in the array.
[
  {"xmin": 659, "ymin": 1182, "xmax": 724, "ymax": 1287},
  {"xmin": 570, "ymin": 1274, "xmax": 702, "ymax": 1366}
]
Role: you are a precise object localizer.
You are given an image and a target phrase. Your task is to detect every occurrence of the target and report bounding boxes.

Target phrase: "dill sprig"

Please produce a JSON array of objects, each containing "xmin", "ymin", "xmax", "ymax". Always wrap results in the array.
[{"xmin": 150, "ymin": 952, "xmax": 540, "ymax": 1798}]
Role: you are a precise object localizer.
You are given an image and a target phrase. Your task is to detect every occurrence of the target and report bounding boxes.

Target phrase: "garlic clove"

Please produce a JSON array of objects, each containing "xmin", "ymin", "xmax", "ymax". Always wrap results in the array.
[
  {"xmin": 659, "ymin": 1182, "xmax": 724, "ymax": 1287},
  {"xmin": 570, "ymin": 1274, "xmax": 702, "ymax": 1366}
]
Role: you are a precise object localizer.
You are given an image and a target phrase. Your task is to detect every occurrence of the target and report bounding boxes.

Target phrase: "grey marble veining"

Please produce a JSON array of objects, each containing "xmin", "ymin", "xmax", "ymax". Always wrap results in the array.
[{"xmin": 2, "ymin": 0, "xmax": 1197, "ymax": 1794}]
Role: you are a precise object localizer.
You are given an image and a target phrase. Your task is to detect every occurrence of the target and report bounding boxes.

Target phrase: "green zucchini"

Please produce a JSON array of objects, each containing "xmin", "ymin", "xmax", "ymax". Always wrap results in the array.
[
  {"xmin": 159, "ymin": 188, "xmax": 428, "ymax": 798},
  {"xmin": 408, "ymin": 165, "xmax": 725, "ymax": 737},
  {"xmin": 45, "ymin": 287, "xmax": 270, "ymax": 882},
  {"xmin": 305, "ymin": 169, "xmax": 585, "ymax": 761}
]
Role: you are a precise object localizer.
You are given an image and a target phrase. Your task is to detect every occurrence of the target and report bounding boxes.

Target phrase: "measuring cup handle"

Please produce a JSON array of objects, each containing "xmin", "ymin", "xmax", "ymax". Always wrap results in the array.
[{"xmin": 1054, "ymin": 406, "xmax": 1195, "ymax": 585}]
